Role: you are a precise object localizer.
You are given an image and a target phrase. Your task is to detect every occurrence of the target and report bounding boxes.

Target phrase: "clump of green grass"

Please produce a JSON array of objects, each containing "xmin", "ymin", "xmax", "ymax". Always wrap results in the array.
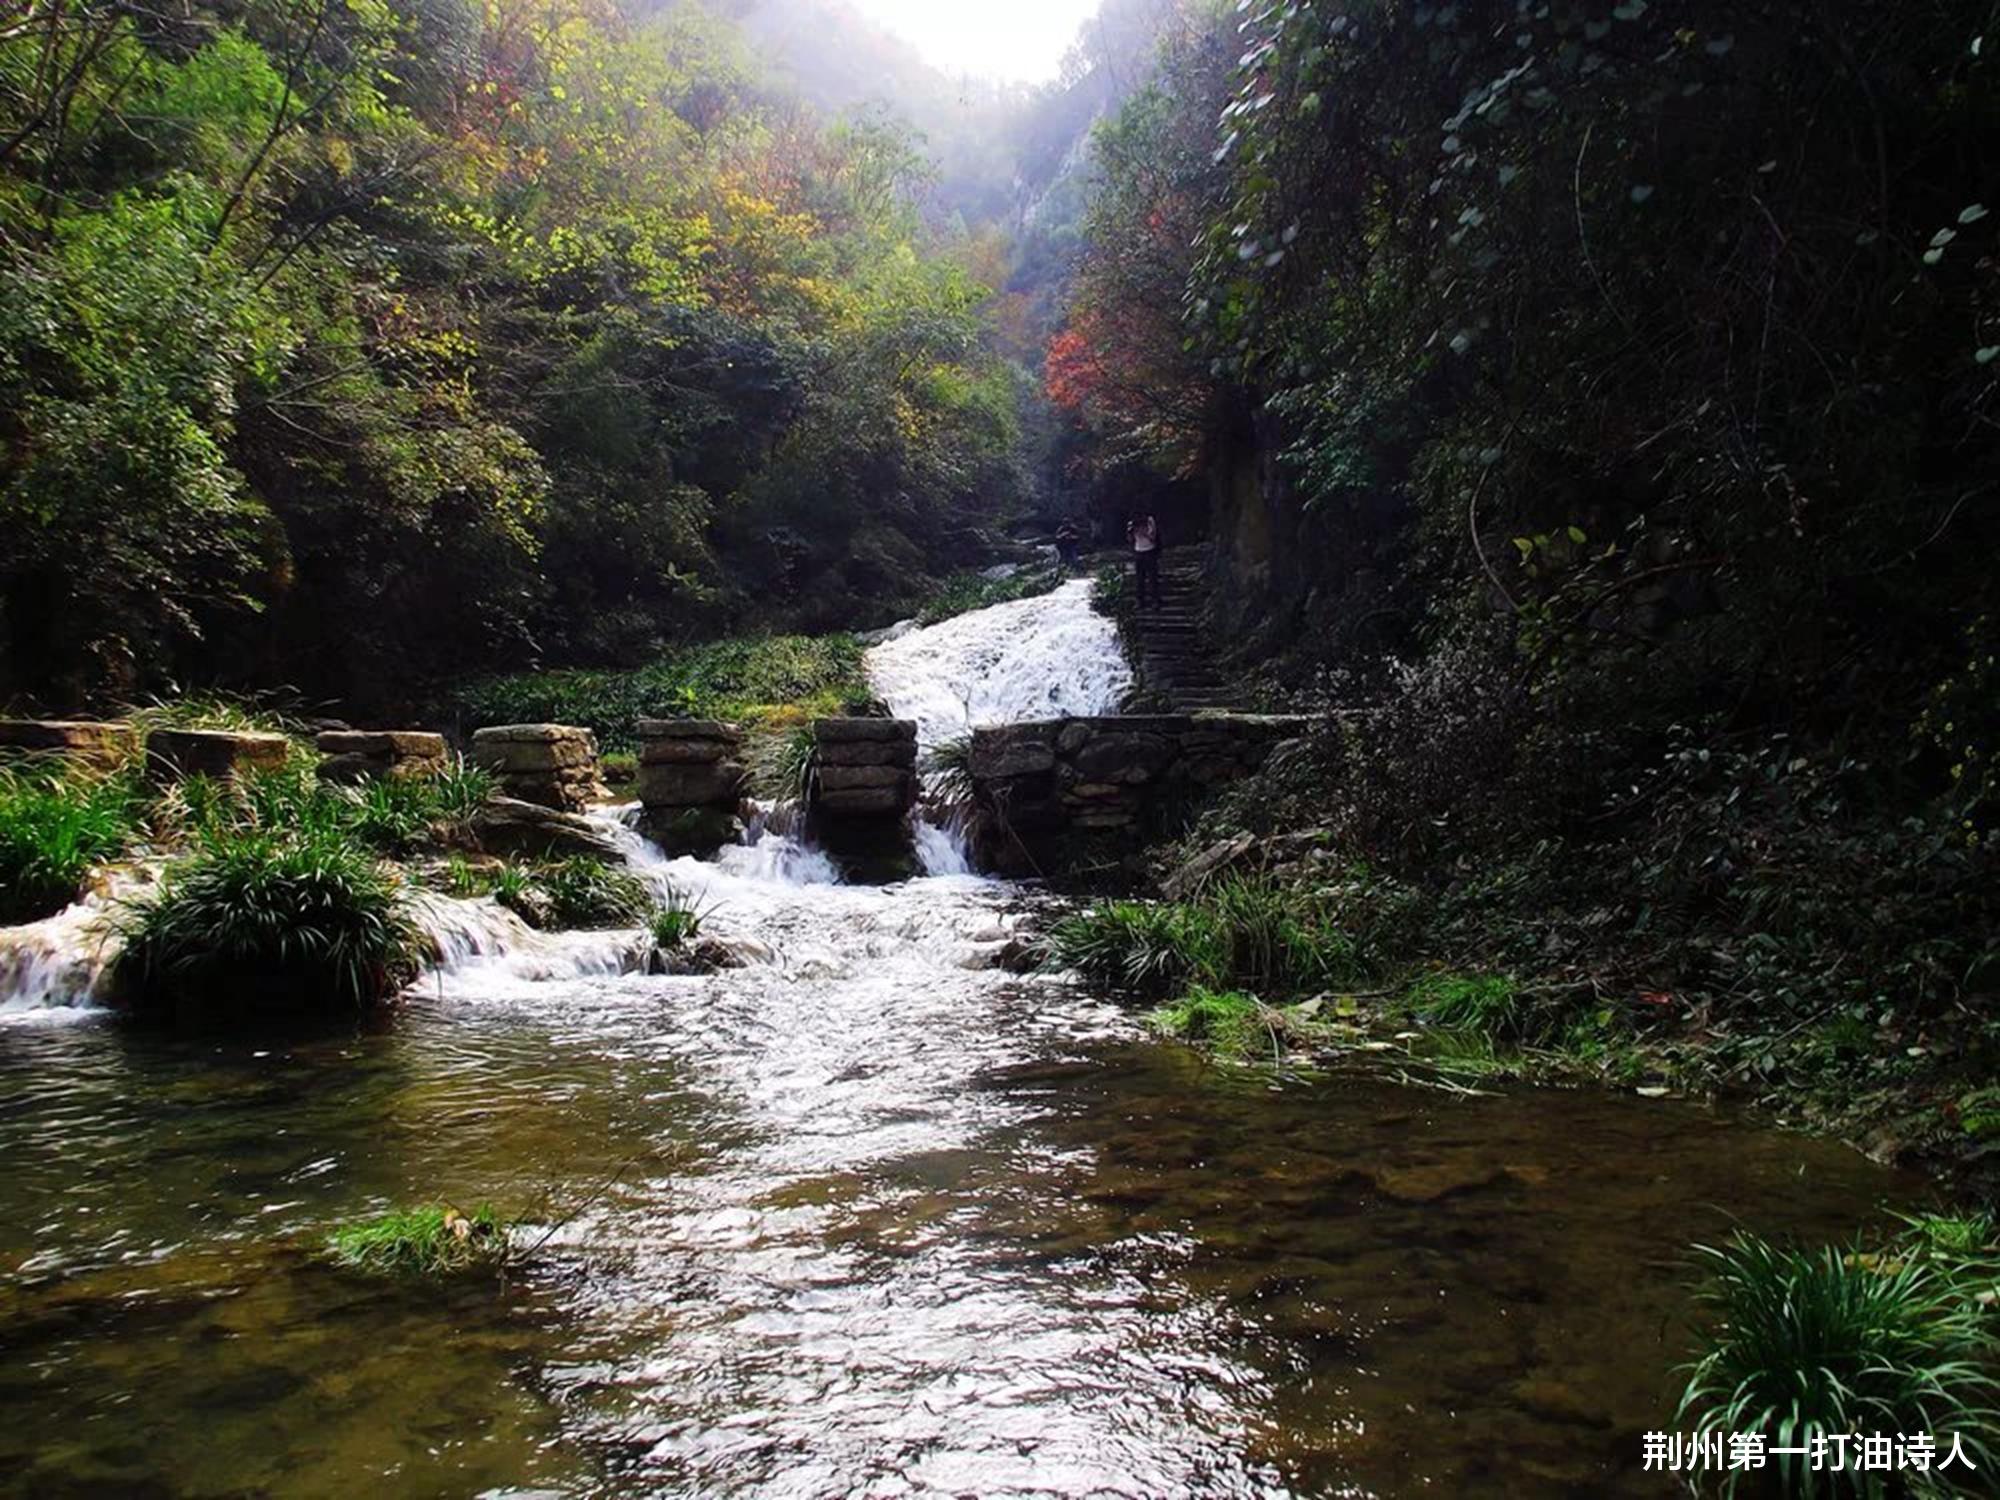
[
  {"xmin": 748, "ymin": 723, "xmax": 816, "ymax": 804},
  {"xmin": 1406, "ymin": 971, "xmax": 1532, "ymax": 1039},
  {"xmin": 924, "ymin": 734, "xmax": 975, "ymax": 812},
  {"xmin": 1677, "ymin": 1232, "xmax": 1999, "ymax": 1492},
  {"xmin": 327, "ymin": 1204, "xmax": 507, "ymax": 1276},
  {"xmin": 494, "ymin": 858, "xmax": 652, "ymax": 931},
  {"xmin": 1045, "ymin": 878, "xmax": 1371, "ymax": 1000},
  {"xmin": 648, "ymin": 881, "xmax": 715, "ymax": 950},
  {"xmin": 0, "ymin": 767, "xmax": 141, "ymax": 923},
  {"xmin": 1045, "ymin": 899, "xmax": 1220, "ymax": 998},
  {"xmin": 454, "ymin": 633, "xmax": 869, "ymax": 752},
  {"xmin": 115, "ymin": 828, "xmax": 423, "ymax": 1015},
  {"xmin": 1149, "ymin": 987, "xmax": 1270, "ymax": 1059}
]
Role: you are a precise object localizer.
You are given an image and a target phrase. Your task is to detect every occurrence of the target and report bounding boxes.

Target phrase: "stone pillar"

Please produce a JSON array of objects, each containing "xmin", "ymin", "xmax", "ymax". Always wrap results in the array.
[
  {"xmin": 148, "ymin": 729, "xmax": 291, "ymax": 783},
  {"xmin": 0, "ymin": 720, "xmax": 140, "ymax": 773},
  {"xmin": 470, "ymin": 724, "xmax": 602, "ymax": 813},
  {"xmin": 809, "ymin": 719, "xmax": 919, "ymax": 882},
  {"xmin": 635, "ymin": 720, "xmax": 747, "ymax": 856},
  {"xmin": 315, "ymin": 731, "xmax": 448, "ymax": 784}
]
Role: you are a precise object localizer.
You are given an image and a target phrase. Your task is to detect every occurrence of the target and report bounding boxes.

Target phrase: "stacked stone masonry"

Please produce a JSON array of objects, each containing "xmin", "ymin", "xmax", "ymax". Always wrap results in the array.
[
  {"xmin": 0, "ymin": 720, "xmax": 140, "ymax": 773},
  {"xmin": 471, "ymin": 725, "xmax": 602, "ymax": 813},
  {"xmin": 148, "ymin": 728, "xmax": 291, "ymax": 783},
  {"xmin": 636, "ymin": 720, "xmax": 747, "ymax": 854},
  {"xmin": 811, "ymin": 719, "xmax": 919, "ymax": 818},
  {"xmin": 315, "ymin": 731, "xmax": 448, "ymax": 784},
  {"xmin": 969, "ymin": 714, "xmax": 1314, "ymax": 874}
]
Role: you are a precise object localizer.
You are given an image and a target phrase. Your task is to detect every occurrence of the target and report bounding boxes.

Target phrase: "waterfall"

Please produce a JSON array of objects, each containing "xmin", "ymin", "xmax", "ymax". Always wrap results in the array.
[
  {"xmin": 868, "ymin": 576, "xmax": 1132, "ymax": 873},
  {"xmin": 864, "ymin": 578, "xmax": 1131, "ymax": 749},
  {"xmin": 0, "ymin": 576, "xmax": 1133, "ymax": 1015}
]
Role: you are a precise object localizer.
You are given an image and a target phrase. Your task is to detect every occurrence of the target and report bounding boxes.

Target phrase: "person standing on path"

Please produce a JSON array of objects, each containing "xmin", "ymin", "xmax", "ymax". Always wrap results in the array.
[{"xmin": 1128, "ymin": 513, "xmax": 1163, "ymax": 609}]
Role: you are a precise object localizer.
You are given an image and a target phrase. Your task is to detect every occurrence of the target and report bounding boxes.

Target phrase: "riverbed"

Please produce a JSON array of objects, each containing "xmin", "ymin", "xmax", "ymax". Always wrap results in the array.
[{"xmin": 0, "ymin": 581, "xmax": 1915, "ymax": 1497}]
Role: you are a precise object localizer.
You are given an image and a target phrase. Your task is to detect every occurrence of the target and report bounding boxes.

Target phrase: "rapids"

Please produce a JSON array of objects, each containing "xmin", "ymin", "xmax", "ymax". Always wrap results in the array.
[
  {"xmin": 865, "ymin": 577, "xmax": 1132, "ymax": 747},
  {"xmin": 0, "ymin": 579, "xmax": 1917, "ymax": 1497}
]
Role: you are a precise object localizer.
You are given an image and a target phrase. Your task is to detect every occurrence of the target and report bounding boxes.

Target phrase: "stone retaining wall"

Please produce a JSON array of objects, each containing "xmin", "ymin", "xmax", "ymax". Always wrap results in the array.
[
  {"xmin": 636, "ymin": 720, "xmax": 747, "ymax": 854},
  {"xmin": 969, "ymin": 714, "xmax": 1314, "ymax": 876},
  {"xmin": 0, "ymin": 720, "xmax": 140, "ymax": 772},
  {"xmin": 807, "ymin": 719, "xmax": 919, "ymax": 881},
  {"xmin": 471, "ymin": 724, "xmax": 602, "ymax": 813},
  {"xmin": 316, "ymin": 730, "xmax": 448, "ymax": 784},
  {"xmin": 148, "ymin": 728, "xmax": 291, "ymax": 783}
]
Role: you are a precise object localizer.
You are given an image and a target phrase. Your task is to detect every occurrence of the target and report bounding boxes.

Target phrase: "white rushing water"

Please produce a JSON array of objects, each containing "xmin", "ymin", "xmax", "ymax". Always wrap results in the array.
[
  {"xmin": 0, "ymin": 575, "xmax": 1130, "ymax": 1017},
  {"xmin": 865, "ymin": 577, "xmax": 1131, "ymax": 748}
]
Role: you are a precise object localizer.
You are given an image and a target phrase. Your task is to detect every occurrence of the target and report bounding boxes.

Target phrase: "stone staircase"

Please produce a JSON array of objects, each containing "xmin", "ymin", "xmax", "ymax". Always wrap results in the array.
[{"xmin": 1132, "ymin": 549, "xmax": 1235, "ymax": 711}]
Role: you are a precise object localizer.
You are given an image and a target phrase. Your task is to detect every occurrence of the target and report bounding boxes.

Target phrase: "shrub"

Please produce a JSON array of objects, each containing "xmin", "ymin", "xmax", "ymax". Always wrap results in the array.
[
  {"xmin": 327, "ymin": 1205, "xmax": 506, "ymax": 1276},
  {"xmin": 1678, "ymin": 1233, "xmax": 1999, "ymax": 1494},
  {"xmin": 1207, "ymin": 876, "xmax": 1365, "ymax": 992},
  {"xmin": 0, "ymin": 768, "xmax": 140, "ymax": 923},
  {"xmin": 116, "ymin": 829, "xmax": 423, "ymax": 1015}
]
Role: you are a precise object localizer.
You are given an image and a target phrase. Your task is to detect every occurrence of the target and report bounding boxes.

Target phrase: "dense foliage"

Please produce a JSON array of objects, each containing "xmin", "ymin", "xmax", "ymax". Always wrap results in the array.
[
  {"xmin": 0, "ymin": 0, "xmax": 1026, "ymax": 710},
  {"xmin": 1055, "ymin": 0, "xmax": 2000, "ymax": 1105}
]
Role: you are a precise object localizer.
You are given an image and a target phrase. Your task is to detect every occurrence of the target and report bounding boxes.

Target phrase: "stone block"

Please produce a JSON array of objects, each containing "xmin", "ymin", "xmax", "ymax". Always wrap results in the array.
[
  {"xmin": 817, "ymin": 763, "xmax": 909, "ymax": 793},
  {"xmin": 637, "ymin": 719, "xmax": 741, "ymax": 743},
  {"xmin": 473, "ymin": 723, "xmax": 594, "ymax": 744},
  {"xmin": 814, "ymin": 718, "xmax": 917, "ymax": 745},
  {"xmin": 471, "ymin": 798, "xmax": 625, "ymax": 862},
  {"xmin": 315, "ymin": 730, "xmax": 447, "ymax": 784},
  {"xmin": 971, "ymin": 723, "xmax": 1057, "ymax": 779},
  {"xmin": 0, "ymin": 720, "xmax": 139, "ymax": 772},
  {"xmin": 638, "ymin": 760, "xmax": 746, "ymax": 808},
  {"xmin": 640, "ymin": 804, "xmax": 744, "ymax": 858},
  {"xmin": 472, "ymin": 735, "xmax": 595, "ymax": 773},
  {"xmin": 639, "ymin": 738, "xmax": 732, "ymax": 767},
  {"xmin": 815, "ymin": 786, "xmax": 910, "ymax": 816},
  {"xmin": 1071, "ymin": 732, "xmax": 1173, "ymax": 783},
  {"xmin": 1055, "ymin": 720, "xmax": 1097, "ymax": 755},
  {"xmin": 316, "ymin": 731, "xmax": 447, "ymax": 759},
  {"xmin": 816, "ymin": 738, "xmax": 918, "ymax": 769},
  {"xmin": 148, "ymin": 729, "xmax": 291, "ymax": 782}
]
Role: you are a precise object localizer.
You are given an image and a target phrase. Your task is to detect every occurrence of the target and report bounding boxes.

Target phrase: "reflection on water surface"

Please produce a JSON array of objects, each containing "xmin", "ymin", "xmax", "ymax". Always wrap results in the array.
[{"xmin": 0, "ymin": 872, "xmax": 1909, "ymax": 1497}]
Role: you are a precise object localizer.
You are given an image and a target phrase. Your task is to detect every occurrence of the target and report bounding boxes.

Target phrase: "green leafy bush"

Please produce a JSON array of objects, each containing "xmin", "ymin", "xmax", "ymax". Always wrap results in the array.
[
  {"xmin": 0, "ymin": 769, "xmax": 140, "ymax": 923},
  {"xmin": 1678, "ymin": 1234, "xmax": 1999, "ymax": 1493},
  {"xmin": 1045, "ymin": 899, "xmax": 1218, "ymax": 998},
  {"xmin": 327, "ymin": 1205, "xmax": 506, "ymax": 1276},
  {"xmin": 115, "ymin": 829, "xmax": 423, "ymax": 1015}
]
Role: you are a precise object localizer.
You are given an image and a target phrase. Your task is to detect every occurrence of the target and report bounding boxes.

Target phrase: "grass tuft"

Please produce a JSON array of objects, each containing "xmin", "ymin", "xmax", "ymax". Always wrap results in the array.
[
  {"xmin": 0, "ymin": 767, "xmax": 141, "ymax": 923},
  {"xmin": 327, "ymin": 1204, "xmax": 507, "ymax": 1276},
  {"xmin": 648, "ymin": 880, "xmax": 715, "ymax": 950},
  {"xmin": 1677, "ymin": 1232, "xmax": 1999, "ymax": 1493},
  {"xmin": 115, "ymin": 827, "xmax": 423, "ymax": 1014}
]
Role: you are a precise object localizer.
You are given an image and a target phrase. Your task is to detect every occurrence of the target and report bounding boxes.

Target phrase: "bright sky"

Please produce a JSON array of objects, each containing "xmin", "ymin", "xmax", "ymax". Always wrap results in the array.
[{"xmin": 845, "ymin": 0, "xmax": 1098, "ymax": 83}]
